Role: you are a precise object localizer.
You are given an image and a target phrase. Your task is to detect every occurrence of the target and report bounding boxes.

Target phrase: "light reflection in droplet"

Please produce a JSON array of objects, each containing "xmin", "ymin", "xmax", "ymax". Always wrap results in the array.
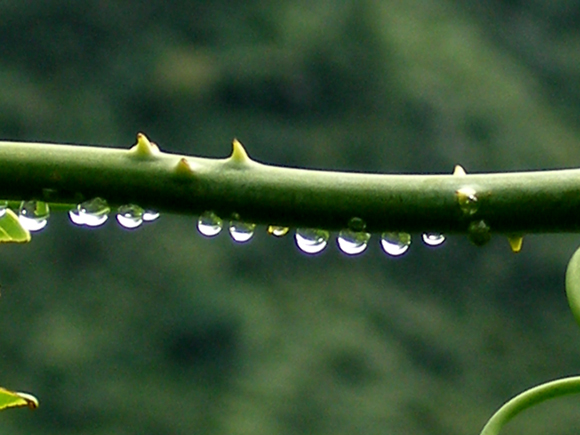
[
  {"xmin": 143, "ymin": 210, "xmax": 160, "ymax": 222},
  {"xmin": 229, "ymin": 220, "xmax": 256, "ymax": 243},
  {"xmin": 380, "ymin": 232, "xmax": 411, "ymax": 257},
  {"xmin": 267, "ymin": 226, "xmax": 290, "ymax": 237},
  {"xmin": 295, "ymin": 228, "xmax": 329, "ymax": 254},
  {"xmin": 198, "ymin": 211, "xmax": 223, "ymax": 237},
  {"xmin": 337, "ymin": 229, "xmax": 370, "ymax": 255},
  {"xmin": 69, "ymin": 197, "xmax": 110, "ymax": 227},
  {"xmin": 422, "ymin": 233, "xmax": 446, "ymax": 247},
  {"xmin": 19, "ymin": 200, "xmax": 50, "ymax": 232},
  {"xmin": 116, "ymin": 204, "xmax": 144, "ymax": 229},
  {"xmin": 83, "ymin": 213, "xmax": 109, "ymax": 227}
]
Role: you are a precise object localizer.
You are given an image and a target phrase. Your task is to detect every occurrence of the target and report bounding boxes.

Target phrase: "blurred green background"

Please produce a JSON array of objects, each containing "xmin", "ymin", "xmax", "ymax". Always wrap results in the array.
[{"xmin": 1, "ymin": 1, "xmax": 580, "ymax": 434}]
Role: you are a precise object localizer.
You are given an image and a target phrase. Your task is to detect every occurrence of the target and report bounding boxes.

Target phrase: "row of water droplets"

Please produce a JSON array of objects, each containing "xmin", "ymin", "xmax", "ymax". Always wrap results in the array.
[
  {"xmin": 194, "ymin": 170, "xmax": 480, "ymax": 255},
  {"xmin": 69, "ymin": 198, "xmax": 159, "ymax": 229},
  {"xmin": 0, "ymin": 198, "xmax": 160, "ymax": 231},
  {"xmin": 0, "ymin": 199, "xmax": 446, "ymax": 256},
  {"xmin": 198, "ymin": 211, "xmax": 445, "ymax": 257}
]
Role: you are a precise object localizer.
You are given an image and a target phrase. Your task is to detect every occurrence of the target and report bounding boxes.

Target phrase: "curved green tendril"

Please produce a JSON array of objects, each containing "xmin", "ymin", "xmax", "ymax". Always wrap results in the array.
[
  {"xmin": 478, "ymin": 246, "xmax": 580, "ymax": 435},
  {"xmin": 479, "ymin": 376, "xmax": 580, "ymax": 435},
  {"xmin": 565, "ymin": 246, "xmax": 580, "ymax": 329}
]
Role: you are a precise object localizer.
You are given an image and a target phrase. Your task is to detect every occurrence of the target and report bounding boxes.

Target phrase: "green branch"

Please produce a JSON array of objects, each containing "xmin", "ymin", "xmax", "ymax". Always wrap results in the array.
[
  {"xmin": 1, "ymin": 134, "xmax": 580, "ymax": 237},
  {"xmin": 5, "ymin": 133, "xmax": 580, "ymax": 428}
]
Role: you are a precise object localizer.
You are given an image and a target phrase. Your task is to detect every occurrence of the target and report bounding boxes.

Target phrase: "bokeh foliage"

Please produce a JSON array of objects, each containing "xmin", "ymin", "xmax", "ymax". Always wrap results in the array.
[{"xmin": 1, "ymin": 1, "xmax": 580, "ymax": 434}]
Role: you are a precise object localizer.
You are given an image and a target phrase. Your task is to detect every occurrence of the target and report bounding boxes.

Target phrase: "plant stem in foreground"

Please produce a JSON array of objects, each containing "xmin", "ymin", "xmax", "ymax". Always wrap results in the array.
[
  {"xmin": 479, "ymin": 376, "xmax": 580, "ymax": 435},
  {"xmin": 1, "ymin": 134, "xmax": 580, "ymax": 236}
]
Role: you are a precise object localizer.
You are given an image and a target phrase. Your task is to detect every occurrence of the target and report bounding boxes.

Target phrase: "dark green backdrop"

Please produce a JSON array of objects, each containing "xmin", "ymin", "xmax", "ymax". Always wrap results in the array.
[{"xmin": 1, "ymin": 1, "xmax": 580, "ymax": 434}]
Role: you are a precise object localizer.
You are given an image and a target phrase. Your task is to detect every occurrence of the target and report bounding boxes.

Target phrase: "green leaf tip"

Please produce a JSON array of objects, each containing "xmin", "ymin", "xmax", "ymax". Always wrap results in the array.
[
  {"xmin": 0, "ymin": 209, "xmax": 31, "ymax": 243},
  {"xmin": 228, "ymin": 139, "xmax": 252, "ymax": 165},
  {"xmin": 0, "ymin": 388, "xmax": 39, "ymax": 411},
  {"xmin": 129, "ymin": 132, "xmax": 160, "ymax": 158}
]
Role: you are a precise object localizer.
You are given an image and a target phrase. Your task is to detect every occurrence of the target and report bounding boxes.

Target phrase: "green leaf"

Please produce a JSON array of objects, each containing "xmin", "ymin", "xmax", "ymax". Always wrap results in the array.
[
  {"xmin": 0, "ymin": 387, "xmax": 38, "ymax": 411},
  {"xmin": 0, "ymin": 209, "xmax": 30, "ymax": 243}
]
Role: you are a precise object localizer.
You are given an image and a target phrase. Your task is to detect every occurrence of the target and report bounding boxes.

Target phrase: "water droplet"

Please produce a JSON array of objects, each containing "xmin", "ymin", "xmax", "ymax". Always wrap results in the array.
[
  {"xmin": 19, "ymin": 200, "xmax": 50, "ymax": 231},
  {"xmin": 380, "ymin": 232, "xmax": 411, "ymax": 257},
  {"xmin": 0, "ymin": 200, "xmax": 8, "ymax": 218},
  {"xmin": 347, "ymin": 217, "xmax": 367, "ymax": 232},
  {"xmin": 295, "ymin": 228, "xmax": 329, "ymax": 254},
  {"xmin": 229, "ymin": 220, "xmax": 256, "ymax": 243},
  {"xmin": 422, "ymin": 233, "xmax": 446, "ymax": 247},
  {"xmin": 468, "ymin": 220, "xmax": 491, "ymax": 246},
  {"xmin": 69, "ymin": 197, "xmax": 110, "ymax": 227},
  {"xmin": 267, "ymin": 226, "xmax": 290, "ymax": 237},
  {"xmin": 456, "ymin": 187, "xmax": 478, "ymax": 216},
  {"xmin": 68, "ymin": 210, "xmax": 84, "ymax": 225},
  {"xmin": 142, "ymin": 210, "xmax": 160, "ymax": 222},
  {"xmin": 116, "ymin": 204, "xmax": 144, "ymax": 229},
  {"xmin": 337, "ymin": 229, "xmax": 371, "ymax": 255},
  {"xmin": 197, "ymin": 211, "xmax": 223, "ymax": 237},
  {"xmin": 507, "ymin": 234, "xmax": 524, "ymax": 253},
  {"xmin": 42, "ymin": 188, "xmax": 58, "ymax": 201}
]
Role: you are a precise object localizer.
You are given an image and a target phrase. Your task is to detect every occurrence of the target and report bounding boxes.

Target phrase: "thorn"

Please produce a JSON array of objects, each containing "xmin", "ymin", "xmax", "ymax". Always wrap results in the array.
[
  {"xmin": 453, "ymin": 165, "xmax": 467, "ymax": 176},
  {"xmin": 507, "ymin": 235, "xmax": 524, "ymax": 253},
  {"xmin": 130, "ymin": 133, "xmax": 160, "ymax": 157},
  {"xmin": 229, "ymin": 139, "xmax": 251, "ymax": 164},
  {"xmin": 175, "ymin": 158, "xmax": 195, "ymax": 176}
]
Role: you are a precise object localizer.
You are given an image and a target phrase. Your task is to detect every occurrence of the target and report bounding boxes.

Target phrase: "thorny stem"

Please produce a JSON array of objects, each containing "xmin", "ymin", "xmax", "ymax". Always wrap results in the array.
[
  {"xmin": 1, "ymin": 134, "xmax": 580, "ymax": 235},
  {"xmin": 5, "ymin": 134, "xmax": 580, "ymax": 429}
]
